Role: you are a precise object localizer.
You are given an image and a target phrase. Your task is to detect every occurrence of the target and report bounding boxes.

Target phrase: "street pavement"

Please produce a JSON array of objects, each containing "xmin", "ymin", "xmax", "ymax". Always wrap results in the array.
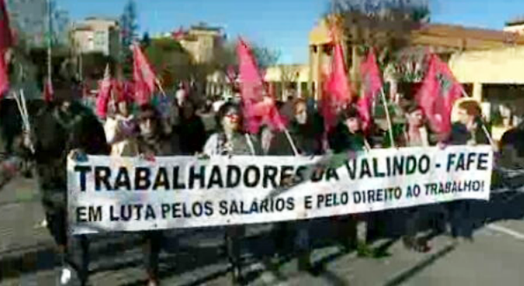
[{"xmin": 1, "ymin": 174, "xmax": 524, "ymax": 285}]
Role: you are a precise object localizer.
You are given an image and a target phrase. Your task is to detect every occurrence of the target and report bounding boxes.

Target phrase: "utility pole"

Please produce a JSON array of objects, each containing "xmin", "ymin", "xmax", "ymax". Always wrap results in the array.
[{"xmin": 46, "ymin": 0, "xmax": 52, "ymax": 87}]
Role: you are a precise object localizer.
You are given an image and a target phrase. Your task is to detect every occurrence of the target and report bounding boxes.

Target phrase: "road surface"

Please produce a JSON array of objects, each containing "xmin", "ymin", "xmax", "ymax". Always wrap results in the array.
[{"xmin": 1, "ymin": 174, "xmax": 524, "ymax": 286}]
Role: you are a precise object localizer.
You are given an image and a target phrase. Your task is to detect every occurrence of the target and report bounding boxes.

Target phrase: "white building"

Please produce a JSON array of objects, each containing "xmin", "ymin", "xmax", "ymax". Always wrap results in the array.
[{"xmin": 70, "ymin": 17, "xmax": 120, "ymax": 57}]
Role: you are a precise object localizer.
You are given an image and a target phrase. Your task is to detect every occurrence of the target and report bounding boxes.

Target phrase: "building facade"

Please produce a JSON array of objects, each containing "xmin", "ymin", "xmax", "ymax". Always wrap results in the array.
[
  {"xmin": 175, "ymin": 23, "xmax": 225, "ymax": 64},
  {"xmin": 70, "ymin": 17, "xmax": 120, "ymax": 57},
  {"xmin": 7, "ymin": 0, "xmax": 70, "ymax": 47},
  {"xmin": 308, "ymin": 15, "xmax": 524, "ymax": 139},
  {"xmin": 264, "ymin": 64, "xmax": 310, "ymax": 100},
  {"xmin": 309, "ymin": 16, "xmax": 524, "ymax": 101}
]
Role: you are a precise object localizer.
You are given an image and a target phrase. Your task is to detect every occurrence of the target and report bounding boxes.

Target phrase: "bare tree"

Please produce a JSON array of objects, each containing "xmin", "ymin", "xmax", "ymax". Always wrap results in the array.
[{"xmin": 326, "ymin": 0, "xmax": 431, "ymax": 84}]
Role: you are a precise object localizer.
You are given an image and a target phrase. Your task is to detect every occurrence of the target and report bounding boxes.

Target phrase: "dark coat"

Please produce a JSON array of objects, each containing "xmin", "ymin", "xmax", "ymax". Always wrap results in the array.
[
  {"xmin": 23, "ymin": 103, "xmax": 110, "ymax": 212},
  {"xmin": 177, "ymin": 115, "xmax": 207, "ymax": 155},
  {"xmin": 328, "ymin": 123, "xmax": 371, "ymax": 153},
  {"xmin": 448, "ymin": 121, "xmax": 490, "ymax": 146},
  {"xmin": 500, "ymin": 124, "xmax": 524, "ymax": 157},
  {"xmin": 267, "ymin": 113, "xmax": 324, "ymax": 156}
]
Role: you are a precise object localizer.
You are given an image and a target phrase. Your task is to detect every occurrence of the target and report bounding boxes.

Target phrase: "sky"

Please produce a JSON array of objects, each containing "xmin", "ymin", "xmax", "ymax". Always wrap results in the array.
[{"xmin": 58, "ymin": 0, "xmax": 524, "ymax": 64}]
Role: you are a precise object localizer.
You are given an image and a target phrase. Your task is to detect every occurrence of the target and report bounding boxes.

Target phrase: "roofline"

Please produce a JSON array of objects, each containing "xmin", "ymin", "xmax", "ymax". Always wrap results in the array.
[{"xmin": 506, "ymin": 20, "xmax": 524, "ymax": 27}]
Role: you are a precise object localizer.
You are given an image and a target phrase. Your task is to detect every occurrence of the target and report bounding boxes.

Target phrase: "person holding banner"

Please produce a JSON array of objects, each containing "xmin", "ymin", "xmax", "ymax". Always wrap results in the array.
[
  {"xmin": 135, "ymin": 103, "xmax": 180, "ymax": 286},
  {"xmin": 203, "ymin": 102, "xmax": 262, "ymax": 284},
  {"xmin": 396, "ymin": 101, "xmax": 444, "ymax": 252},
  {"xmin": 15, "ymin": 82, "xmax": 110, "ymax": 285},
  {"xmin": 265, "ymin": 98, "xmax": 324, "ymax": 272},
  {"xmin": 328, "ymin": 106, "xmax": 376, "ymax": 255},
  {"xmin": 267, "ymin": 98, "xmax": 324, "ymax": 156},
  {"xmin": 447, "ymin": 100, "xmax": 491, "ymax": 242}
]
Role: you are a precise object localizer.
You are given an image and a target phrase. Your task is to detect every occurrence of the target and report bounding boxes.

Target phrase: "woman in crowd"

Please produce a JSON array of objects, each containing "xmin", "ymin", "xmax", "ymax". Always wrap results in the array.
[
  {"xmin": 135, "ymin": 104, "xmax": 181, "ymax": 286},
  {"xmin": 203, "ymin": 102, "xmax": 261, "ymax": 284},
  {"xmin": 328, "ymin": 106, "xmax": 375, "ymax": 255},
  {"xmin": 104, "ymin": 91, "xmax": 139, "ymax": 157},
  {"xmin": 265, "ymin": 98, "xmax": 324, "ymax": 271},
  {"xmin": 447, "ymin": 100, "xmax": 491, "ymax": 241},
  {"xmin": 396, "ymin": 101, "xmax": 445, "ymax": 252}
]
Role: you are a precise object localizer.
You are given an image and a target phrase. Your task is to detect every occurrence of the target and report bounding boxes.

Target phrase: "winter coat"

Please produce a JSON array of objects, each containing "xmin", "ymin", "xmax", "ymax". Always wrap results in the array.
[{"xmin": 203, "ymin": 132, "xmax": 261, "ymax": 156}]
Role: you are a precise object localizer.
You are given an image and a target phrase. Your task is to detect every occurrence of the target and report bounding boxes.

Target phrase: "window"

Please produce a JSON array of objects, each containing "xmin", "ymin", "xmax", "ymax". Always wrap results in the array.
[{"xmin": 94, "ymin": 31, "xmax": 106, "ymax": 48}]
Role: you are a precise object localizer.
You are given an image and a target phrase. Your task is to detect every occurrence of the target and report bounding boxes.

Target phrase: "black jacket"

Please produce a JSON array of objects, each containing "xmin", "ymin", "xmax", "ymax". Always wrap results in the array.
[
  {"xmin": 328, "ymin": 123, "xmax": 371, "ymax": 153},
  {"xmin": 267, "ymin": 113, "xmax": 324, "ymax": 156}
]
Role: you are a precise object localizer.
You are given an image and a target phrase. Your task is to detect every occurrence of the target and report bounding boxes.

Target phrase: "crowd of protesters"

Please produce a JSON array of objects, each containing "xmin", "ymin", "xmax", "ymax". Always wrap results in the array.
[{"xmin": 0, "ymin": 75, "xmax": 521, "ymax": 286}]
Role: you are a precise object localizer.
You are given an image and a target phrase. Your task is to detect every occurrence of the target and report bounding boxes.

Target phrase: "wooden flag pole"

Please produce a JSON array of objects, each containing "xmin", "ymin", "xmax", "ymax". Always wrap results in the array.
[
  {"xmin": 155, "ymin": 79, "xmax": 167, "ymax": 97},
  {"xmin": 245, "ymin": 134, "xmax": 256, "ymax": 156},
  {"xmin": 14, "ymin": 91, "xmax": 34, "ymax": 153},
  {"xmin": 380, "ymin": 89, "xmax": 396, "ymax": 148},
  {"xmin": 284, "ymin": 128, "xmax": 300, "ymax": 156}
]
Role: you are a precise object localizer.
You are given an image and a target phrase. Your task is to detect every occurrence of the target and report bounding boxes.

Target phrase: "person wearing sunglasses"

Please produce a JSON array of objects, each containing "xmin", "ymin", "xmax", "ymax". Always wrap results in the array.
[{"xmin": 202, "ymin": 102, "xmax": 261, "ymax": 284}]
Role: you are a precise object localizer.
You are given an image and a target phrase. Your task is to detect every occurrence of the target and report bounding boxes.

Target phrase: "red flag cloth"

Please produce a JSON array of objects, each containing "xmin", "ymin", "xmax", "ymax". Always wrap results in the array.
[
  {"xmin": 237, "ymin": 38, "xmax": 286, "ymax": 134},
  {"xmin": 172, "ymin": 28, "xmax": 185, "ymax": 40},
  {"xmin": 358, "ymin": 50, "xmax": 383, "ymax": 133},
  {"xmin": 0, "ymin": 52, "xmax": 8, "ymax": 97},
  {"xmin": 226, "ymin": 66, "xmax": 236, "ymax": 84},
  {"xmin": 43, "ymin": 78, "xmax": 53, "ymax": 102},
  {"xmin": 415, "ymin": 54, "xmax": 464, "ymax": 135},
  {"xmin": 132, "ymin": 43, "xmax": 156, "ymax": 105},
  {"xmin": 95, "ymin": 69, "xmax": 112, "ymax": 119},
  {"xmin": 321, "ymin": 40, "xmax": 352, "ymax": 132},
  {"xmin": 0, "ymin": 0, "xmax": 13, "ymax": 51}
]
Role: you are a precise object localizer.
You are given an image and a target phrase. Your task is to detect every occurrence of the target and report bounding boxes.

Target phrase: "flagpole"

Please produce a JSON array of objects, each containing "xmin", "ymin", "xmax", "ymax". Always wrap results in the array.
[
  {"xmin": 13, "ymin": 91, "xmax": 34, "ymax": 153},
  {"xmin": 380, "ymin": 89, "xmax": 396, "ymax": 148},
  {"xmin": 46, "ymin": 0, "xmax": 52, "ymax": 93},
  {"xmin": 155, "ymin": 78, "xmax": 167, "ymax": 97},
  {"xmin": 284, "ymin": 128, "xmax": 299, "ymax": 156}
]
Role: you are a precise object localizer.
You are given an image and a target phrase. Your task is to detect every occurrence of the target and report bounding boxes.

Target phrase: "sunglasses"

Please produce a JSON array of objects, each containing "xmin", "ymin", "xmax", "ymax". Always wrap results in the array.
[{"xmin": 225, "ymin": 113, "xmax": 240, "ymax": 120}]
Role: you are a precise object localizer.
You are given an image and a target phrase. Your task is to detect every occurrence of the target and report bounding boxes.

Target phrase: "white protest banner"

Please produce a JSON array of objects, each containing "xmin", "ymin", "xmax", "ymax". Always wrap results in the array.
[{"xmin": 67, "ymin": 145, "xmax": 493, "ymax": 234}]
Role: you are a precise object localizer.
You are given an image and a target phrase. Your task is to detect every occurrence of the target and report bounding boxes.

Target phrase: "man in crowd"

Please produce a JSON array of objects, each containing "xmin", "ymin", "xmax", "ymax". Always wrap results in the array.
[{"xmin": 9, "ymin": 79, "xmax": 110, "ymax": 285}]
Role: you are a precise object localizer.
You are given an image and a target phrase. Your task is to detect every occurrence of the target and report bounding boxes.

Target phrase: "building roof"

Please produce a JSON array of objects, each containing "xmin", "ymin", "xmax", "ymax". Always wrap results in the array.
[
  {"xmin": 84, "ymin": 16, "xmax": 119, "ymax": 23},
  {"xmin": 505, "ymin": 16, "xmax": 524, "ymax": 27},
  {"xmin": 309, "ymin": 17, "xmax": 524, "ymax": 50},
  {"xmin": 415, "ymin": 23, "xmax": 524, "ymax": 44},
  {"xmin": 190, "ymin": 24, "xmax": 222, "ymax": 32}
]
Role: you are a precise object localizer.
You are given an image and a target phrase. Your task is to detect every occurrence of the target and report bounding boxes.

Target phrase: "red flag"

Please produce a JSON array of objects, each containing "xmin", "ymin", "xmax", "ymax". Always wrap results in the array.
[
  {"xmin": 43, "ymin": 78, "xmax": 53, "ymax": 102},
  {"xmin": 321, "ymin": 38, "xmax": 351, "ymax": 132},
  {"xmin": 0, "ymin": 52, "xmax": 8, "ymax": 97},
  {"xmin": 416, "ymin": 54, "xmax": 464, "ymax": 135},
  {"xmin": 226, "ymin": 66, "xmax": 237, "ymax": 84},
  {"xmin": 0, "ymin": 0, "xmax": 13, "ymax": 51},
  {"xmin": 96, "ymin": 66, "xmax": 112, "ymax": 118},
  {"xmin": 358, "ymin": 49, "xmax": 383, "ymax": 132},
  {"xmin": 172, "ymin": 27, "xmax": 185, "ymax": 40},
  {"xmin": 132, "ymin": 43, "xmax": 156, "ymax": 105},
  {"xmin": 237, "ymin": 38, "xmax": 286, "ymax": 134}
]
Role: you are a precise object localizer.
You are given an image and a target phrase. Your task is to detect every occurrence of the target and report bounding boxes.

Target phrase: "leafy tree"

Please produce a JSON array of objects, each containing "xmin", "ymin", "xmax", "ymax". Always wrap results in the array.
[
  {"xmin": 144, "ymin": 37, "xmax": 193, "ymax": 89},
  {"xmin": 141, "ymin": 32, "xmax": 151, "ymax": 49},
  {"xmin": 120, "ymin": 0, "xmax": 138, "ymax": 73},
  {"xmin": 80, "ymin": 52, "xmax": 115, "ymax": 80},
  {"xmin": 215, "ymin": 40, "xmax": 280, "ymax": 74}
]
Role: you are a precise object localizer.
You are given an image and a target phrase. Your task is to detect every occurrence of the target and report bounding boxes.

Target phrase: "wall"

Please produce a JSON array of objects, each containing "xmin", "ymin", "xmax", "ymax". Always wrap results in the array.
[{"xmin": 449, "ymin": 46, "xmax": 524, "ymax": 84}]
